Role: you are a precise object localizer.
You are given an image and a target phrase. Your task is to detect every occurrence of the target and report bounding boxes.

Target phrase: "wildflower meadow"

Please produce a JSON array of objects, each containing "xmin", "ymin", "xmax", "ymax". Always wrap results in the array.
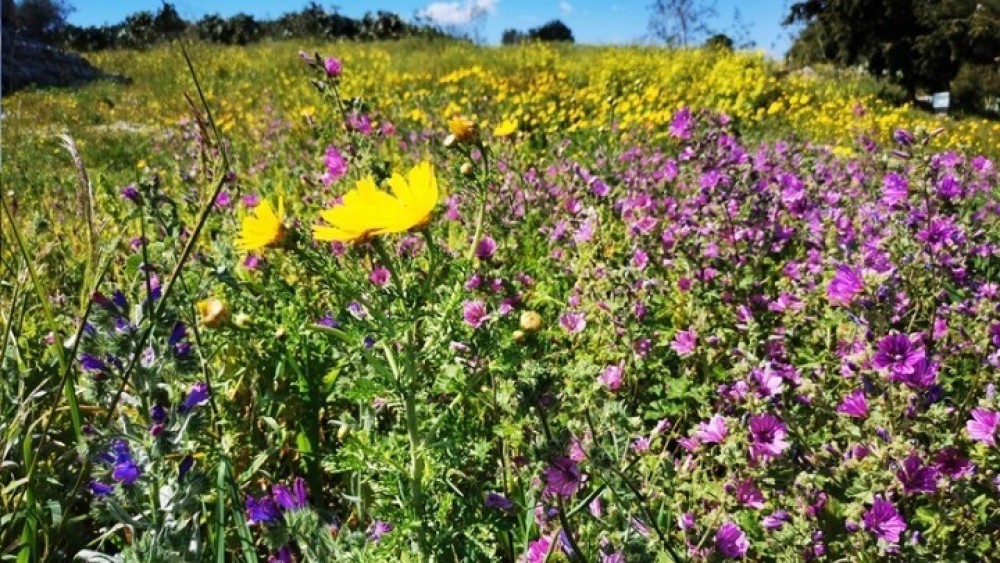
[{"xmin": 2, "ymin": 38, "xmax": 1000, "ymax": 562}]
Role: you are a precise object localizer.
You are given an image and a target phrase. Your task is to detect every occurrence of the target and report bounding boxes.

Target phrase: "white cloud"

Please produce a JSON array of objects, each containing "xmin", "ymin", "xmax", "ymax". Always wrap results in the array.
[
  {"xmin": 421, "ymin": 0, "xmax": 498, "ymax": 26},
  {"xmin": 559, "ymin": 1, "xmax": 572, "ymax": 14}
]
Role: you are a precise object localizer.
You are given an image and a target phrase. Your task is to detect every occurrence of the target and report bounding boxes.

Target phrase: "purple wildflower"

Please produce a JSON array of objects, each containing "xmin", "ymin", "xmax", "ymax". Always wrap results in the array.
[
  {"xmin": 762, "ymin": 510, "xmax": 790, "ymax": 530},
  {"xmin": 543, "ymin": 457, "xmax": 585, "ymax": 498},
  {"xmin": 324, "ymin": 56, "xmax": 342, "ymax": 78},
  {"xmin": 837, "ymin": 389, "xmax": 869, "ymax": 418},
  {"xmin": 827, "ymin": 265, "xmax": 864, "ymax": 306},
  {"xmin": 246, "ymin": 495, "xmax": 281, "ymax": 526},
  {"xmin": 881, "ymin": 173, "xmax": 908, "ymax": 206},
  {"xmin": 695, "ymin": 414, "xmax": 728, "ymax": 444},
  {"xmin": 863, "ymin": 497, "xmax": 906, "ymax": 544},
  {"xmin": 559, "ymin": 311, "xmax": 586, "ymax": 334},
  {"xmin": 966, "ymin": 408, "xmax": 999, "ymax": 446},
  {"xmin": 369, "ymin": 265, "xmax": 391, "ymax": 287},
  {"xmin": 748, "ymin": 414, "xmax": 790, "ymax": 462},
  {"xmin": 485, "ymin": 492, "xmax": 514, "ymax": 512},
  {"xmin": 731, "ymin": 479, "xmax": 765, "ymax": 509},
  {"xmin": 933, "ymin": 447, "xmax": 973, "ymax": 478},
  {"xmin": 475, "ymin": 236, "xmax": 497, "ymax": 260},
  {"xmin": 150, "ymin": 403, "xmax": 168, "ymax": 436},
  {"xmin": 669, "ymin": 107, "xmax": 694, "ymax": 140},
  {"xmin": 321, "ymin": 146, "xmax": 348, "ymax": 185},
  {"xmin": 896, "ymin": 452, "xmax": 939, "ymax": 494},
  {"xmin": 599, "ymin": 363, "xmax": 624, "ymax": 391},
  {"xmin": 178, "ymin": 382, "xmax": 209, "ymax": 413},
  {"xmin": 462, "ymin": 300, "xmax": 488, "ymax": 329},
  {"xmin": 715, "ymin": 522, "xmax": 750, "ymax": 559},
  {"xmin": 671, "ymin": 327, "xmax": 697, "ymax": 357},
  {"xmin": 872, "ymin": 333, "xmax": 925, "ymax": 379},
  {"xmin": 521, "ymin": 535, "xmax": 553, "ymax": 563},
  {"xmin": 268, "ymin": 545, "xmax": 294, "ymax": 563},
  {"xmin": 272, "ymin": 477, "xmax": 309, "ymax": 511},
  {"xmin": 89, "ymin": 480, "xmax": 114, "ymax": 498},
  {"xmin": 368, "ymin": 520, "xmax": 393, "ymax": 542},
  {"xmin": 112, "ymin": 460, "xmax": 141, "ymax": 485},
  {"xmin": 121, "ymin": 184, "xmax": 141, "ymax": 204}
]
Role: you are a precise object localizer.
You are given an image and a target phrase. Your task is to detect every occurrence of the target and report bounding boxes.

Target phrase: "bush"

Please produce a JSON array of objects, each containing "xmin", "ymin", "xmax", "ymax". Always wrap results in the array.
[{"xmin": 951, "ymin": 63, "xmax": 1000, "ymax": 114}]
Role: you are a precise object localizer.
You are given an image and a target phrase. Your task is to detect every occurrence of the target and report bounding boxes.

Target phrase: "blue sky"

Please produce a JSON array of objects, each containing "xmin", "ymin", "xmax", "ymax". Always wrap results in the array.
[{"xmin": 68, "ymin": 1, "xmax": 799, "ymax": 56}]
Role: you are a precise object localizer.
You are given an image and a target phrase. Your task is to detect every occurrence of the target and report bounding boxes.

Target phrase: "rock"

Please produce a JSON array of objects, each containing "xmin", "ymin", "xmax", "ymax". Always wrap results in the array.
[{"xmin": 1, "ymin": 28, "xmax": 129, "ymax": 95}]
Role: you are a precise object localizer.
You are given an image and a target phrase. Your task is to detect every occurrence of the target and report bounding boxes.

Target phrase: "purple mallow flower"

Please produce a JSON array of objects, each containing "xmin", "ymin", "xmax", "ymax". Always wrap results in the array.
[
  {"xmin": 559, "ymin": 311, "xmax": 586, "ymax": 334},
  {"xmin": 837, "ymin": 388, "xmax": 869, "ymax": 418},
  {"xmin": 599, "ymin": 363, "xmax": 624, "ymax": 391},
  {"xmin": 966, "ymin": 408, "xmax": 998, "ymax": 446},
  {"xmin": 695, "ymin": 414, "xmax": 728, "ymax": 444},
  {"xmin": 715, "ymin": 522, "xmax": 750, "ymax": 559},
  {"xmin": 671, "ymin": 327, "xmax": 697, "ymax": 357},
  {"xmin": 462, "ymin": 300, "xmax": 488, "ymax": 329},
  {"xmin": 872, "ymin": 333, "xmax": 925, "ymax": 379},
  {"xmin": 748, "ymin": 414, "xmax": 790, "ymax": 462},
  {"xmin": 521, "ymin": 535, "xmax": 553, "ymax": 563},
  {"xmin": 827, "ymin": 264, "xmax": 864, "ymax": 306},
  {"xmin": 863, "ymin": 496, "xmax": 906, "ymax": 544},
  {"xmin": 762, "ymin": 510, "xmax": 790, "ymax": 530},
  {"xmin": 933, "ymin": 447, "xmax": 973, "ymax": 478},
  {"xmin": 896, "ymin": 452, "xmax": 939, "ymax": 494},
  {"xmin": 542, "ymin": 457, "xmax": 585, "ymax": 498}
]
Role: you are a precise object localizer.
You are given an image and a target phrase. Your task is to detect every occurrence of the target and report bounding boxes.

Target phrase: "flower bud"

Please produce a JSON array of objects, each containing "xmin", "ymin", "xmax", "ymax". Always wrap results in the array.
[
  {"xmin": 519, "ymin": 310, "xmax": 543, "ymax": 332},
  {"xmin": 460, "ymin": 162, "xmax": 474, "ymax": 176}
]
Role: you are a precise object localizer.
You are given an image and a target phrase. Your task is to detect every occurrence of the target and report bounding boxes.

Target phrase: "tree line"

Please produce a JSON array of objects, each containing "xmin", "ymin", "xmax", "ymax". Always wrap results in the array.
[{"xmin": 2, "ymin": 1, "xmax": 448, "ymax": 51}]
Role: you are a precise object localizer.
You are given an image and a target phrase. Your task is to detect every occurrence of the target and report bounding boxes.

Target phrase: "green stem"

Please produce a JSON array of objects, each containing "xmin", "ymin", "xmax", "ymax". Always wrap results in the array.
[
  {"xmin": 383, "ymin": 342, "xmax": 427, "ymax": 559},
  {"xmin": 404, "ymin": 390, "xmax": 427, "ymax": 558}
]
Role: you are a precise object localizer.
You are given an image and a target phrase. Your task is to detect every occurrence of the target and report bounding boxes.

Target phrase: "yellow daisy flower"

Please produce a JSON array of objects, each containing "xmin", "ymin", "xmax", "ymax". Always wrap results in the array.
[
  {"xmin": 313, "ymin": 161, "xmax": 439, "ymax": 243},
  {"xmin": 493, "ymin": 118, "xmax": 518, "ymax": 137},
  {"xmin": 235, "ymin": 197, "xmax": 285, "ymax": 252},
  {"xmin": 447, "ymin": 116, "xmax": 479, "ymax": 144}
]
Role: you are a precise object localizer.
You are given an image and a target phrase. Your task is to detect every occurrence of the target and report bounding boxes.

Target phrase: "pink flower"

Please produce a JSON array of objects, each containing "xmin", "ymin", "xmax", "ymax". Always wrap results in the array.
[
  {"xmin": 462, "ymin": 300, "xmax": 488, "ymax": 329},
  {"xmin": 695, "ymin": 414, "xmax": 727, "ymax": 444},
  {"xmin": 836, "ymin": 388, "xmax": 869, "ymax": 418},
  {"xmin": 671, "ymin": 328, "xmax": 697, "ymax": 357},
  {"xmin": 827, "ymin": 264, "xmax": 864, "ymax": 306},
  {"xmin": 321, "ymin": 146, "xmax": 348, "ymax": 185},
  {"xmin": 863, "ymin": 496, "xmax": 906, "ymax": 544},
  {"xmin": 369, "ymin": 265, "xmax": 391, "ymax": 287},
  {"xmin": 599, "ymin": 363, "xmax": 623, "ymax": 391},
  {"xmin": 559, "ymin": 311, "xmax": 586, "ymax": 334},
  {"xmin": 966, "ymin": 408, "xmax": 999, "ymax": 446},
  {"xmin": 324, "ymin": 56, "xmax": 342, "ymax": 78}
]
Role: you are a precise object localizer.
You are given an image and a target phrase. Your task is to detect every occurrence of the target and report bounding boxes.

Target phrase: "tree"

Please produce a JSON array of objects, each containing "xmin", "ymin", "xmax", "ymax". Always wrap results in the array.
[
  {"xmin": 13, "ymin": 0, "xmax": 72, "ymax": 38},
  {"xmin": 152, "ymin": 3, "xmax": 186, "ymax": 37},
  {"xmin": 704, "ymin": 33, "xmax": 733, "ymax": 51},
  {"xmin": 528, "ymin": 19, "xmax": 574, "ymax": 43},
  {"xmin": 3, "ymin": 0, "xmax": 16, "ymax": 28},
  {"xmin": 648, "ymin": 0, "xmax": 716, "ymax": 46},
  {"xmin": 785, "ymin": 0, "xmax": 1000, "ymax": 109},
  {"xmin": 501, "ymin": 28, "xmax": 525, "ymax": 45}
]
